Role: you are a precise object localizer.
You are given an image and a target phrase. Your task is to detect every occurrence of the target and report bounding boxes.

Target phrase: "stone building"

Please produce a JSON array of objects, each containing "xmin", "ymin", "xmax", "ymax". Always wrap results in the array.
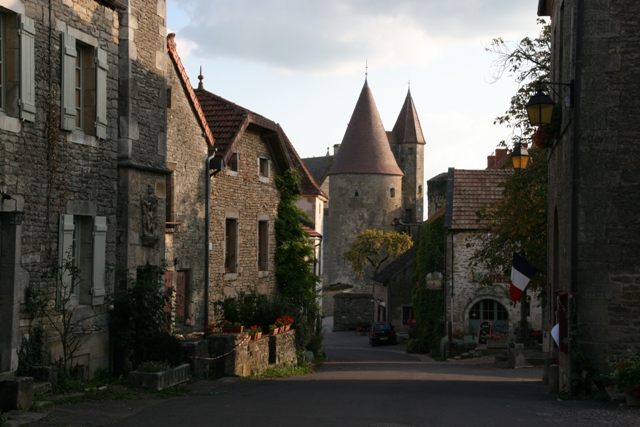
[
  {"xmin": 0, "ymin": 0, "xmax": 169, "ymax": 379},
  {"xmin": 302, "ymin": 79, "xmax": 425, "ymax": 317},
  {"xmin": 165, "ymin": 34, "xmax": 326, "ymax": 332},
  {"xmin": 537, "ymin": 0, "xmax": 640, "ymax": 389},
  {"xmin": 444, "ymin": 168, "xmax": 542, "ymax": 338}
]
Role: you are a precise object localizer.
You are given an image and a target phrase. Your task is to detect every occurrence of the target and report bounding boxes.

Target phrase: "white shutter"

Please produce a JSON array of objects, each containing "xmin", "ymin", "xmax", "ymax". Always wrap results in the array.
[
  {"xmin": 95, "ymin": 48, "xmax": 108, "ymax": 139},
  {"xmin": 19, "ymin": 15, "xmax": 36, "ymax": 122},
  {"xmin": 92, "ymin": 216, "xmax": 107, "ymax": 305},
  {"xmin": 59, "ymin": 214, "xmax": 77, "ymax": 305},
  {"xmin": 61, "ymin": 33, "xmax": 77, "ymax": 130}
]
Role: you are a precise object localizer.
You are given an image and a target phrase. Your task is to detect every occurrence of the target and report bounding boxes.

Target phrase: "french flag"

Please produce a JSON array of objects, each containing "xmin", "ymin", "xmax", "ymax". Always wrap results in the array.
[{"xmin": 510, "ymin": 252, "xmax": 537, "ymax": 302}]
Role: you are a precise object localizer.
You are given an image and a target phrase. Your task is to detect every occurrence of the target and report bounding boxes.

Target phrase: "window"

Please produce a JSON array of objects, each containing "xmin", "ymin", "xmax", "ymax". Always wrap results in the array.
[
  {"xmin": 258, "ymin": 157, "xmax": 269, "ymax": 181},
  {"xmin": 258, "ymin": 220, "xmax": 268, "ymax": 271},
  {"xmin": 404, "ymin": 209, "xmax": 413, "ymax": 223},
  {"xmin": 61, "ymin": 33, "xmax": 107, "ymax": 138},
  {"xmin": 0, "ymin": 10, "xmax": 35, "ymax": 121},
  {"xmin": 59, "ymin": 214, "xmax": 107, "ymax": 306},
  {"xmin": 228, "ymin": 152, "xmax": 238, "ymax": 173},
  {"xmin": 165, "ymin": 171, "xmax": 175, "ymax": 227},
  {"xmin": 225, "ymin": 218, "xmax": 238, "ymax": 273}
]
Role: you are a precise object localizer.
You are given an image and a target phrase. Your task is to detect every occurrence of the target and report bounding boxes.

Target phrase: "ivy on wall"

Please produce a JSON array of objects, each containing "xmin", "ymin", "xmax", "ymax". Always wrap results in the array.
[{"xmin": 409, "ymin": 215, "xmax": 446, "ymax": 356}]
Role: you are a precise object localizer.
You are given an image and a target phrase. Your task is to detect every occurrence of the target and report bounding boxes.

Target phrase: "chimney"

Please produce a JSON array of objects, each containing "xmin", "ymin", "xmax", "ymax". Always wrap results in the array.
[
  {"xmin": 333, "ymin": 144, "xmax": 341, "ymax": 155},
  {"xmin": 495, "ymin": 149, "xmax": 507, "ymax": 163},
  {"xmin": 487, "ymin": 155, "xmax": 496, "ymax": 169}
]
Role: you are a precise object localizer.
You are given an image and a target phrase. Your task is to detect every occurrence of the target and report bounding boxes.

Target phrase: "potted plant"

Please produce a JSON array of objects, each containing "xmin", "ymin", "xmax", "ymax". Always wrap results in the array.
[
  {"xmin": 268, "ymin": 324, "xmax": 280, "ymax": 335},
  {"xmin": 221, "ymin": 320, "xmax": 244, "ymax": 333},
  {"xmin": 247, "ymin": 325, "xmax": 263, "ymax": 340},
  {"xmin": 485, "ymin": 331, "xmax": 509, "ymax": 349},
  {"xmin": 204, "ymin": 322, "xmax": 217, "ymax": 336},
  {"xmin": 609, "ymin": 351, "xmax": 640, "ymax": 406},
  {"xmin": 280, "ymin": 315, "xmax": 294, "ymax": 331}
]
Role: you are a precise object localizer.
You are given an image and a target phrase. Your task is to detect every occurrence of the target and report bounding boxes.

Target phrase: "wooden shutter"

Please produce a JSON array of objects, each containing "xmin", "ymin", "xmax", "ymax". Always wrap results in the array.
[
  {"xmin": 61, "ymin": 33, "xmax": 77, "ymax": 130},
  {"xmin": 19, "ymin": 15, "xmax": 35, "ymax": 122},
  {"xmin": 95, "ymin": 47, "xmax": 108, "ymax": 139},
  {"xmin": 91, "ymin": 216, "xmax": 107, "ymax": 305},
  {"xmin": 59, "ymin": 214, "xmax": 76, "ymax": 305}
]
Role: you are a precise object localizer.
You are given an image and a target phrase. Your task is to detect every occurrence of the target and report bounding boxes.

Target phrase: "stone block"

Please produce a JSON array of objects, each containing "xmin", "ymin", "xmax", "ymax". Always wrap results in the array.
[{"xmin": 0, "ymin": 377, "xmax": 34, "ymax": 411}]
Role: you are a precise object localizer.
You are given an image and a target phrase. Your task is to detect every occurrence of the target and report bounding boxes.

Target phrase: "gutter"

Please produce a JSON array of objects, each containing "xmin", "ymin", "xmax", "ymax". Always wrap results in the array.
[{"xmin": 203, "ymin": 151, "xmax": 216, "ymax": 330}]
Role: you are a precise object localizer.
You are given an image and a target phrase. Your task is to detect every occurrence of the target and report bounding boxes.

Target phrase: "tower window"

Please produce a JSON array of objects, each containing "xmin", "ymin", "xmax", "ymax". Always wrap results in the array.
[
  {"xmin": 390, "ymin": 188, "xmax": 396, "ymax": 198},
  {"xmin": 353, "ymin": 190, "xmax": 359, "ymax": 198}
]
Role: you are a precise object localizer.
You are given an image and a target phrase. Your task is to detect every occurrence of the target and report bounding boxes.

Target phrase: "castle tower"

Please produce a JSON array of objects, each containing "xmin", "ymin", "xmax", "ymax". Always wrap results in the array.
[
  {"xmin": 324, "ymin": 79, "xmax": 404, "ymax": 292},
  {"xmin": 391, "ymin": 89, "xmax": 426, "ymax": 229}
]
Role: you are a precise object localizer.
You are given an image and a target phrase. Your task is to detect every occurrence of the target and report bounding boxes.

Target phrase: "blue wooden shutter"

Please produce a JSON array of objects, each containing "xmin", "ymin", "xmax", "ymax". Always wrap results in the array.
[
  {"xmin": 19, "ymin": 15, "xmax": 35, "ymax": 122},
  {"xmin": 61, "ymin": 33, "xmax": 77, "ymax": 130},
  {"xmin": 95, "ymin": 48, "xmax": 108, "ymax": 139}
]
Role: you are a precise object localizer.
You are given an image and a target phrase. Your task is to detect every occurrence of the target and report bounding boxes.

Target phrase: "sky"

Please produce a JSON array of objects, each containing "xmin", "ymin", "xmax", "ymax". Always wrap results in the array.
[{"xmin": 165, "ymin": 1, "xmax": 542, "ymax": 184}]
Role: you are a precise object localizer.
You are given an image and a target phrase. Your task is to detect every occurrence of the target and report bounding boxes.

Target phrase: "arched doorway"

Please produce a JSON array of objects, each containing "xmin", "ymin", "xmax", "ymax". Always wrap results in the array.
[{"xmin": 468, "ymin": 299, "xmax": 509, "ymax": 337}]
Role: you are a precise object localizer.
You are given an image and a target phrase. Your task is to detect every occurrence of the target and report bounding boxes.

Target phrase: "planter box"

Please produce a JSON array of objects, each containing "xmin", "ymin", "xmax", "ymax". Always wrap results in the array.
[
  {"xmin": 128, "ymin": 364, "xmax": 190, "ymax": 391},
  {"xmin": 487, "ymin": 338, "xmax": 508, "ymax": 349}
]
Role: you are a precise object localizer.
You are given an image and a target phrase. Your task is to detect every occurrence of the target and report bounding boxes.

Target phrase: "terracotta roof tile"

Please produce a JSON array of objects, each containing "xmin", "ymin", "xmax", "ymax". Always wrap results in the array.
[
  {"xmin": 447, "ymin": 169, "xmax": 512, "ymax": 230},
  {"xmin": 328, "ymin": 79, "xmax": 403, "ymax": 176}
]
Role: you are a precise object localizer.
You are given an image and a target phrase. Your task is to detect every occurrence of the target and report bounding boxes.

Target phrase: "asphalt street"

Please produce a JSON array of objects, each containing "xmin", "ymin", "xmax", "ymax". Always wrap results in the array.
[{"xmin": 19, "ymin": 320, "xmax": 640, "ymax": 427}]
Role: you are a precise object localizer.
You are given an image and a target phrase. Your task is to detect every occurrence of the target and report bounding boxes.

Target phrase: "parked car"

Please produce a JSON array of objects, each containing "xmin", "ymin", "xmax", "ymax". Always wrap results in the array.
[{"xmin": 370, "ymin": 322, "xmax": 397, "ymax": 346}]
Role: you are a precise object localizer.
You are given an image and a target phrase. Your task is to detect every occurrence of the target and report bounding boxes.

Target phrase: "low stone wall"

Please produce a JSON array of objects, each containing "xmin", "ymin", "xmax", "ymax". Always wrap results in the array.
[
  {"xmin": 128, "ymin": 364, "xmax": 190, "ymax": 391},
  {"xmin": 333, "ymin": 293, "xmax": 373, "ymax": 331},
  {"xmin": 182, "ymin": 329, "xmax": 296, "ymax": 379}
]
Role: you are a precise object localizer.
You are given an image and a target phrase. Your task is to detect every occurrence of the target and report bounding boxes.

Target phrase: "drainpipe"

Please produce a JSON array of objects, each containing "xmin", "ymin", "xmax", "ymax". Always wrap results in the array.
[{"xmin": 203, "ymin": 151, "xmax": 216, "ymax": 331}]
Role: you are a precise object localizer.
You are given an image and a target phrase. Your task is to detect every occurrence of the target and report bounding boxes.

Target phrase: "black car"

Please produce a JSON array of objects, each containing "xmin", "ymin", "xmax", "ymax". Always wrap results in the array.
[{"xmin": 369, "ymin": 322, "xmax": 397, "ymax": 346}]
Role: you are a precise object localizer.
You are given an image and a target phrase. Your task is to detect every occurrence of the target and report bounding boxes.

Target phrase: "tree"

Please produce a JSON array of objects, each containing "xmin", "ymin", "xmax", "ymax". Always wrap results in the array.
[
  {"xmin": 486, "ymin": 18, "xmax": 551, "ymax": 145},
  {"xmin": 343, "ymin": 229, "xmax": 413, "ymax": 278},
  {"xmin": 468, "ymin": 19, "xmax": 551, "ymax": 298},
  {"xmin": 469, "ymin": 147, "xmax": 548, "ymax": 297}
]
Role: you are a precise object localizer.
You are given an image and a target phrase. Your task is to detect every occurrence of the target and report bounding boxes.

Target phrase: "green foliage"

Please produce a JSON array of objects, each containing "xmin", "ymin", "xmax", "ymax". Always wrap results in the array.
[
  {"xmin": 409, "ymin": 216, "xmax": 446, "ymax": 356},
  {"xmin": 275, "ymin": 168, "xmax": 319, "ymax": 310},
  {"xmin": 486, "ymin": 18, "xmax": 551, "ymax": 145},
  {"xmin": 469, "ymin": 147, "xmax": 548, "ymax": 300},
  {"xmin": 343, "ymin": 229, "xmax": 413, "ymax": 278},
  {"xmin": 16, "ymin": 326, "xmax": 49, "ymax": 377},
  {"xmin": 608, "ymin": 351, "xmax": 640, "ymax": 393},
  {"xmin": 110, "ymin": 265, "xmax": 182, "ymax": 369},
  {"xmin": 136, "ymin": 361, "xmax": 171, "ymax": 373},
  {"xmin": 250, "ymin": 363, "xmax": 313, "ymax": 379}
]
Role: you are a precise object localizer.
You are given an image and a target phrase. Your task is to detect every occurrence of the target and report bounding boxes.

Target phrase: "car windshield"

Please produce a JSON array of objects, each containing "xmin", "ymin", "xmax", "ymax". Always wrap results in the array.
[{"xmin": 373, "ymin": 323, "xmax": 390, "ymax": 331}]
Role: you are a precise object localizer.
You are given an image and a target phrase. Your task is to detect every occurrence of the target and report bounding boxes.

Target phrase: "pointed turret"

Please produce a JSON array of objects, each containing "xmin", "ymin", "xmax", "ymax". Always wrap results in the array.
[
  {"xmin": 392, "ymin": 89, "xmax": 425, "ymax": 144},
  {"xmin": 327, "ymin": 80, "xmax": 403, "ymax": 176}
]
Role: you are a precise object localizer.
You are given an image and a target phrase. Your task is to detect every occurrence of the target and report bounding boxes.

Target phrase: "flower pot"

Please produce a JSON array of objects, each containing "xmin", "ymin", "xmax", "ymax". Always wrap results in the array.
[
  {"xmin": 283, "ymin": 325, "xmax": 291, "ymax": 332},
  {"xmin": 222, "ymin": 325, "xmax": 244, "ymax": 333},
  {"xmin": 250, "ymin": 332, "xmax": 262, "ymax": 340},
  {"xmin": 486, "ymin": 338, "xmax": 508, "ymax": 349},
  {"xmin": 269, "ymin": 328, "xmax": 279, "ymax": 335},
  {"xmin": 626, "ymin": 392, "xmax": 640, "ymax": 407}
]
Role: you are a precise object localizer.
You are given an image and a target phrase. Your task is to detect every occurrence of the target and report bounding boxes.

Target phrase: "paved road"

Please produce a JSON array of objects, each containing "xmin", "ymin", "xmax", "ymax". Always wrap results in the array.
[{"xmin": 23, "ymin": 324, "xmax": 640, "ymax": 427}]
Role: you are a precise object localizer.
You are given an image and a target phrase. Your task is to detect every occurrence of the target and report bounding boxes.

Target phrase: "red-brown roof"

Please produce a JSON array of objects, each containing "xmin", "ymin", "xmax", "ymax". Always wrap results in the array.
[
  {"xmin": 392, "ymin": 89, "xmax": 425, "ymax": 145},
  {"xmin": 447, "ymin": 169, "xmax": 512, "ymax": 230},
  {"xmin": 328, "ymin": 79, "xmax": 403, "ymax": 176}
]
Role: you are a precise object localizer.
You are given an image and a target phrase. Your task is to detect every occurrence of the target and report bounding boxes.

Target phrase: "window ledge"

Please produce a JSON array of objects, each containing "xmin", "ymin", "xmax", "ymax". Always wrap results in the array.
[
  {"xmin": 67, "ymin": 131, "xmax": 98, "ymax": 147},
  {"xmin": 0, "ymin": 114, "xmax": 21, "ymax": 133}
]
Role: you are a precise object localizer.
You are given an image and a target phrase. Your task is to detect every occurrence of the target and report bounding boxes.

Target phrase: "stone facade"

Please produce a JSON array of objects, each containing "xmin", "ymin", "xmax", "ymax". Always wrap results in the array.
[
  {"xmin": 538, "ymin": 0, "xmax": 640, "ymax": 390},
  {"xmin": 0, "ymin": 0, "xmax": 168, "ymax": 379},
  {"xmin": 333, "ymin": 293, "xmax": 374, "ymax": 331}
]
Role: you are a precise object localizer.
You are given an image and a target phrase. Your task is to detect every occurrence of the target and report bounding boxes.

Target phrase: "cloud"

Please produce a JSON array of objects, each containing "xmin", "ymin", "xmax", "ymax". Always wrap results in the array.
[{"xmin": 170, "ymin": 0, "xmax": 537, "ymax": 75}]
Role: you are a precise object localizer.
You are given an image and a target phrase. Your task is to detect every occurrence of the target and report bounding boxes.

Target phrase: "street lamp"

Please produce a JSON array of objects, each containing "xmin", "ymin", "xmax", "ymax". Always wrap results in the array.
[
  {"xmin": 512, "ymin": 143, "xmax": 530, "ymax": 170},
  {"xmin": 525, "ymin": 80, "xmax": 574, "ymax": 126}
]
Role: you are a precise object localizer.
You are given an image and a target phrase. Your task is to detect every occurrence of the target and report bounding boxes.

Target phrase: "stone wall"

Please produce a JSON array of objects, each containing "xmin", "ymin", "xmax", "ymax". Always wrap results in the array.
[
  {"xmin": 183, "ymin": 330, "xmax": 297, "ymax": 379},
  {"xmin": 333, "ymin": 293, "xmax": 374, "ymax": 331},
  {"xmin": 544, "ymin": 0, "xmax": 640, "ymax": 387}
]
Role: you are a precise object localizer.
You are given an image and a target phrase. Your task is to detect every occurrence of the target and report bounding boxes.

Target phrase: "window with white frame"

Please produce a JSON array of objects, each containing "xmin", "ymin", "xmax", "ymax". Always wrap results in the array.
[
  {"xmin": 225, "ymin": 218, "xmax": 238, "ymax": 274},
  {"xmin": 58, "ymin": 214, "xmax": 106, "ymax": 306},
  {"xmin": 61, "ymin": 32, "xmax": 107, "ymax": 138},
  {"xmin": 0, "ymin": 8, "xmax": 35, "ymax": 122},
  {"xmin": 258, "ymin": 220, "xmax": 268, "ymax": 271}
]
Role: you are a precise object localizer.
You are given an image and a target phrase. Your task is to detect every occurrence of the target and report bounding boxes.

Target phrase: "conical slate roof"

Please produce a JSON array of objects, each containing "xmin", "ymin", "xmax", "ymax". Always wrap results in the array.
[
  {"xmin": 392, "ymin": 89, "xmax": 425, "ymax": 144},
  {"xmin": 327, "ymin": 80, "xmax": 403, "ymax": 176}
]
